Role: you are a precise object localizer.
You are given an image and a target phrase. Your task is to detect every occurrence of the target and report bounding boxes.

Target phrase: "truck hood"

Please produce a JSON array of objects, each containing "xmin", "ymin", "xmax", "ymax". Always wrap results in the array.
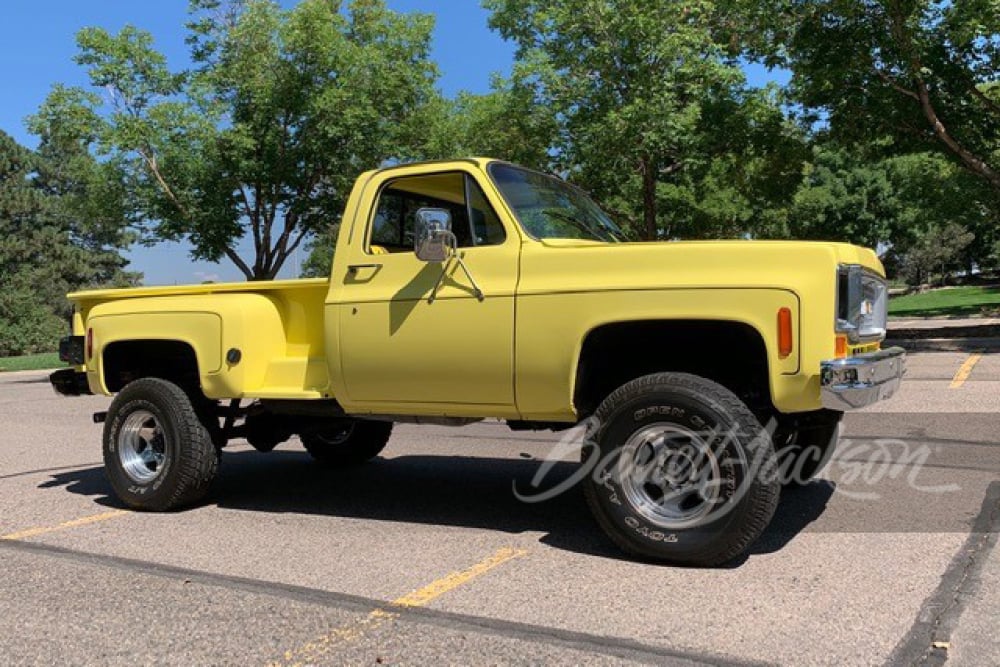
[
  {"xmin": 520, "ymin": 238, "xmax": 884, "ymax": 296},
  {"xmin": 538, "ymin": 238, "xmax": 883, "ymax": 275}
]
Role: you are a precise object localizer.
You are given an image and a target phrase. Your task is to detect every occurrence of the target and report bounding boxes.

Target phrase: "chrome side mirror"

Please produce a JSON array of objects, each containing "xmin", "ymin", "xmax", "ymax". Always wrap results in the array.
[{"xmin": 414, "ymin": 208, "xmax": 453, "ymax": 263}]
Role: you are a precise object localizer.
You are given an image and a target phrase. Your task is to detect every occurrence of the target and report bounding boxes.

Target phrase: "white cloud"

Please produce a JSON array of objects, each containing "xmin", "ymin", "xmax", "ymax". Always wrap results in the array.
[{"xmin": 194, "ymin": 271, "xmax": 220, "ymax": 283}]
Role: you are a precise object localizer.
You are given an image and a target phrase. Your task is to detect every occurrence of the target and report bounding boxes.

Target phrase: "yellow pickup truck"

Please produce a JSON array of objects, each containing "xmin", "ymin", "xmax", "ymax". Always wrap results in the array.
[{"xmin": 51, "ymin": 158, "xmax": 905, "ymax": 566}]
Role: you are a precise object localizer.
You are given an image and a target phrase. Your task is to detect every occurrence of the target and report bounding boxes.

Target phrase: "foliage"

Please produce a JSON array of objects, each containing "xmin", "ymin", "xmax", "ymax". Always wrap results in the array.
[
  {"xmin": 32, "ymin": 0, "xmax": 439, "ymax": 280},
  {"xmin": 484, "ymin": 0, "xmax": 807, "ymax": 240},
  {"xmin": 0, "ymin": 282, "xmax": 65, "ymax": 358},
  {"xmin": 900, "ymin": 222, "xmax": 976, "ymax": 287},
  {"xmin": 756, "ymin": 0, "xmax": 1000, "ymax": 192},
  {"xmin": 0, "ymin": 131, "xmax": 134, "ymax": 356},
  {"xmin": 421, "ymin": 79, "xmax": 558, "ymax": 171},
  {"xmin": 25, "ymin": 0, "xmax": 999, "ymax": 286},
  {"xmin": 784, "ymin": 146, "xmax": 898, "ymax": 248},
  {"xmin": 330, "ymin": 0, "xmax": 996, "ymax": 276},
  {"xmin": 883, "ymin": 152, "xmax": 997, "ymax": 279},
  {"xmin": 735, "ymin": 140, "xmax": 998, "ymax": 285},
  {"xmin": 299, "ymin": 224, "xmax": 339, "ymax": 278}
]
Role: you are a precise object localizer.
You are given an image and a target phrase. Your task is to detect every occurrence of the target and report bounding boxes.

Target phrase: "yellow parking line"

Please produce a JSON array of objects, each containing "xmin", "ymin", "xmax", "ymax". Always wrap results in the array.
[
  {"xmin": 1, "ymin": 510, "xmax": 128, "ymax": 541},
  {"xmin": 950, "ymin": 353, "xmax": 983, "ymax": 389},
  {"xmin": 270, "ymin": 547, "xmax": 527, "ymax": 667},
  {"xmin": 273, "ymin": 608, "xmax": 395, "ymax": 666},
  {"xmin": 391, "ymin": 546, "xmax": 526, "ymax": 607}
]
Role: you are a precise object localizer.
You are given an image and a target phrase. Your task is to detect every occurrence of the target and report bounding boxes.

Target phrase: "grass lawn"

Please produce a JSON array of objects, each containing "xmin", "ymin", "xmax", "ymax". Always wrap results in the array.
[
  {"xmin": 0, "ymin": 352, "xmax": 61, "ymax": 373},
  {"xmin": 888, "ymin": 285, "xmax": 1000, "ymax": 318}
]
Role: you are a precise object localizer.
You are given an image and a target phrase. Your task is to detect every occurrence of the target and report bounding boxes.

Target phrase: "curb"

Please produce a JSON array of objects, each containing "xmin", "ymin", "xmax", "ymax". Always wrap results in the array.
[
  {"xmin": 888, "ymin": 325, "xmax": 1000, "ymax": 340},
  {"xmin": 0, "ymin": 368, "xmax": 60, "ymax": 378},
  {"xmin": 886, "ymin": 337, "xmax": 1000, "ymax": 352}
]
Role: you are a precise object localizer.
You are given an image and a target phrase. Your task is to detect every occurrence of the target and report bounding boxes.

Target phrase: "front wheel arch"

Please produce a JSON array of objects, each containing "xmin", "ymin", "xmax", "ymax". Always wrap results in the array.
[{"xmin": 573, "ymin": 319, "xmax": 774, "ymax": 420}]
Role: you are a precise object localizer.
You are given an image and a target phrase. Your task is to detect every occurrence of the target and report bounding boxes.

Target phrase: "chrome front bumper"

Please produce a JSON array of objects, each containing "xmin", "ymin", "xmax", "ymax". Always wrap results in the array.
[{"xmin": 820, "ymin": 346, "xmax": 906, "ymax": 411}]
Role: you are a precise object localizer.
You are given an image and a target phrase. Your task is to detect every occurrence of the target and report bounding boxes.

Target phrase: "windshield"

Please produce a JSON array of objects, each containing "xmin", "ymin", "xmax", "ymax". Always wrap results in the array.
[{"xmin": 488, "ymin": 163, "xmax": 626, "ymax": 242}]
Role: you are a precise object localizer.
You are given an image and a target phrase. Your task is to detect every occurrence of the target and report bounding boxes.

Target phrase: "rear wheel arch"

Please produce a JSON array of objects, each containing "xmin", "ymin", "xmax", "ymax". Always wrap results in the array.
[{"xmin": 101, "ymin": 339, "xmax": 203, "ymax": 396}]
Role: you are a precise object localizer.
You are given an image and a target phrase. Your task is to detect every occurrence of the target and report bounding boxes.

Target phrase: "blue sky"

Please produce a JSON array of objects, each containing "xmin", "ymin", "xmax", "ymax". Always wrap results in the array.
[
  {"xmin": 2, "ymin": 1, "xmax": 517, "ymax": 284},
  {"xmin": 2, "ymin": 1, "xmax": 784, "ymax": 285}
]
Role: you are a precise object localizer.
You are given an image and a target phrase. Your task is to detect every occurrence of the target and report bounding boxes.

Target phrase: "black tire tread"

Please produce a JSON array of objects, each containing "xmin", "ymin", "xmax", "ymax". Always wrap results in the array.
[
  {"xmin": 583, "ymin": 372, "xmax": 780, "ymax": 567},
  {"xmin": 103, "ymin": 378, "xmax": 218, "ymax": 511},
  {"xmin": 301, "ymin": 420, "xmax": 393, "ymax": 466}
]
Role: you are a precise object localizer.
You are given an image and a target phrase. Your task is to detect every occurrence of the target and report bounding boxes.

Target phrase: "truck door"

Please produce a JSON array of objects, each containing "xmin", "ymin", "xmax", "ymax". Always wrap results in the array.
[{"xmin": 334, "ymin": 168, "xmax": 518, "ymax": 410}]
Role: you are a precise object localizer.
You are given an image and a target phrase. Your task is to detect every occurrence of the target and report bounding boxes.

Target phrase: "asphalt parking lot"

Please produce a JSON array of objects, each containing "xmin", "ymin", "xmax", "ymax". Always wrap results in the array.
[{"xmin": 1, "ymin": 351, "xmax": 999, "ymax": 666}]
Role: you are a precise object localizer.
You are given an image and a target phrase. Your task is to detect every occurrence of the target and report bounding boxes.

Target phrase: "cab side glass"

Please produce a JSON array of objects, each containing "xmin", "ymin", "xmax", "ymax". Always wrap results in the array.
[
  {"xmin": 466, "ymin": 177, "xmax": 506, "ymax": 246},
  {"xmin": 368, "ymin": 171, "xmax": 507, "ymax": 254}
]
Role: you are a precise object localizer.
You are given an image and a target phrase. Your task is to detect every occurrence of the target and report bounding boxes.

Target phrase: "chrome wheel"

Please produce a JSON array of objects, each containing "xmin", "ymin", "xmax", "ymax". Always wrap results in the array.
[
  {"xmin": 118, "ymin": 410, "xmax": 167, "ymax": 484},
  {"xmin": 617, "ymin": 423, "xmax": 743, "ymax": 530}
]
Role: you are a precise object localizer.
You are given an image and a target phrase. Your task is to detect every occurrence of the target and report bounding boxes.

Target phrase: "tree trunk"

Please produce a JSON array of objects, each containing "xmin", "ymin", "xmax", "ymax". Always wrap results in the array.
[
  {"xmin": 883, "ymin": 6, "xmax": 1000, "ymax": 192},
  {"xmin": 222, "ymin": 246, "xmax": 254, "ymax": 281},
  {"xmin": 640, "ymin": 156, "xmax": 657, "ymax": 241},
  {"xmin": 914, "ymin": 76, "xmax": 1000, "ymax": 191}
]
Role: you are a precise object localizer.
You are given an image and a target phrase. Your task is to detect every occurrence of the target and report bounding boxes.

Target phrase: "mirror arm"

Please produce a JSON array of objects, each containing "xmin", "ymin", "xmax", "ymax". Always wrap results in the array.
[
  {"xmin": 427, "ymin": 233, "xmax": 486, "ymax": 304},
  {"xmin": 428, "ymin": 262, "xmax": 449, "ymax": 304},
  {"xmin": 452, "ymin": 252, "xmax": 485, "ymax": 302}
]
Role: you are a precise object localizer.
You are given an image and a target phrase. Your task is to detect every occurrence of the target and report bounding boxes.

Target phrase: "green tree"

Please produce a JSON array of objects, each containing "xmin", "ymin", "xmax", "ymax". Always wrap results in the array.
[
  {"xmin": 0, "ymin": 131, "xmax": 133, "ymax": 356},
  {"xmin": 786, "ymin": 146, "xmax": 899, "ymax": 248},
  {"xmin": 300, "ymin": 231, "xmax": 338, "ymax": 278},
  {"xmin": 32, "ymin": 0, "xmax": 438, "ymax": 281},
  {"xmin": 882, "ymin": 151, "xmax": 998, "ymax": 275},
  {"xmin": 781, "ymin": 145, "xmax": 997, "ymax": 282},
  {"xmin": 422, "ymin": 80, "xmax": 558, "ymax": 171},
  {"xmin": 759, "ymin": 0, "xmax": 1000, "ymax": 192},
  {"xmin": 485, "ymin": 0, "xmax": 805, "ymax": 240},
  {"xmin": 902, "ymin": 222, "xmax": 976, "ymax": 286}
]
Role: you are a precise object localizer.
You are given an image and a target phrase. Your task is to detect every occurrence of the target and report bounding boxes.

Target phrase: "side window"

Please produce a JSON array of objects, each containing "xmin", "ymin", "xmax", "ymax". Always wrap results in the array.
[
  {"xmin": 371, "ymin": 191, "xmax": 407, "ymax": 248},
  {"xmin": 467, "ymin": 179, "xmax": 506, "ymax": 246},
  {"xmin": 368, "ymin": 172, "xmax": 507, "ymax": 254}
]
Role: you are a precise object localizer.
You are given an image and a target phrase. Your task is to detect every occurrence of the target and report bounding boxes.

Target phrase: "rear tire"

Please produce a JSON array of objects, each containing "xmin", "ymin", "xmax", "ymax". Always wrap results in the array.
[
  {"xmin": 300, "ymin": 420, "xmax": 392, "ymax": 466},
  {"xmin": 582, "ymin": 372, "xmax": 780, "ymax": 567},
  {"xmin": 103, "ymin": 378, "xmax": 219, "ymax": 511}
]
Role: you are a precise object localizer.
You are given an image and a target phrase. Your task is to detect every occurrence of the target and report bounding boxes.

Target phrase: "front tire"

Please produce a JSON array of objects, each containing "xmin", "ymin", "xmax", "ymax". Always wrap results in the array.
[
  {"xmin": 582, "ymin": 372, "xmax": 780, "ymax": 566},
  {"xmin": 300, "ymin": 420, "xmax": 393, "ymax": 466},
  {"xmin": 103, "ymin": 378, "xmax": 219, "ymax": 511}
]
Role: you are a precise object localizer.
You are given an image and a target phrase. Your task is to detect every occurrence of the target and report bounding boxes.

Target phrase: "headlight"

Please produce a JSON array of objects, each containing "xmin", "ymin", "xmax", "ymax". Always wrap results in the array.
[{"xmin": 836, "ymin": 265, "xmax": 887, "ymax": 342}]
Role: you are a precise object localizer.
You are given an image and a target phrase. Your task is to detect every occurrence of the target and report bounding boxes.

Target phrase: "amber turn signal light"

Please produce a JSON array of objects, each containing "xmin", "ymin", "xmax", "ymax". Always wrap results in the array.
[
  {"xmin": 834, "ymin": 335, "xmax": 848, "ymax": 359},
  {"xmin": 777, "ymin": 308, "xmax": 793, "ymax": 359}
]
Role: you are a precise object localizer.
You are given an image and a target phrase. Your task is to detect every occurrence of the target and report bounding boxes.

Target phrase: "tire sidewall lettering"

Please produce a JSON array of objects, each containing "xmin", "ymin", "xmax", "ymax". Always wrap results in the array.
[
  {"xmin": 597, "ymin": 398, "xmax": 750, "ymax": 549},
  {"xmin": 106, "ymin": 397, "xmax": 175, "ymax": 504}
]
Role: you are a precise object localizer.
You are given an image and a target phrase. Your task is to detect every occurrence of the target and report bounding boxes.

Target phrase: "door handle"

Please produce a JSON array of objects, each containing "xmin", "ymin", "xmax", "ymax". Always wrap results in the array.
[{"xmin": 347, "ymin": 263, "xmax": 382, "ymax": 274}]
